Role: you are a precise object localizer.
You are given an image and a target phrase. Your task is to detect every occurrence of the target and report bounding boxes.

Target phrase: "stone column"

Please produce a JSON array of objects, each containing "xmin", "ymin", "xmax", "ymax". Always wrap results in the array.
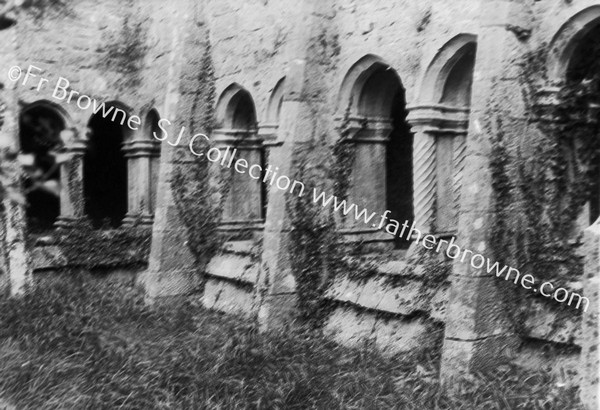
[
  {"xmin": 141, "ymin": 1, "xmax": 202, "ymax": 300},
  {"xmin": 256, "ymin": 0, "xmax": 335, "ymax": 329},
  {"xmin": 55, "ymin": 130, "xmax": 86, "ymax": 228},
  {"xmin": 538, "ymin": 84, "xmax": 600, "ymax": 409},
  {"xmin": 440, "ymin": 0, "xmax": 529, "ymax": 382},
  {"xmin": 256, "ymin": 60, "xmax": 305, "ymax": 330},
  {"xmin": 0, "ymin": 148, "xmax": 31, "ymax": 296},
  {"xmin": 259, "ymin": 123, "xmax": 281, "ymax": 217},
  {"xmin": 406, "ymin": 104, "xmax": 468, "ymax": 235},
  {"xmin": 452, "ymin": 133, "xmax": 467, "ymax": 231},
  {"xmin": 408, "ymin": 124, "xmax": 436, "ymax": 235},
  {"xmin": 0, "ymin": 19, "xmax": 31, "ymax": 295},
  {"xmin": 122, "ymin": 138, "xmax": 159, "ymax": 226}
]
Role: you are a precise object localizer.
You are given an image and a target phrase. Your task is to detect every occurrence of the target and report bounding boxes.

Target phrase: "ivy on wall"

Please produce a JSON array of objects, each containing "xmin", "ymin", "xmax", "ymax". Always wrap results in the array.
[
  {"xmin": 287, "ymin": 139, "xmax": 340, "ymax": 323},
  {"xmin": 275, "ymin": 20, "xmax": 339, "ymax": 323},
  {"xmin": 331, "ymin": 103, "xmax": 357, "ymax": 202},
  {"xmin": 170, "ymin": 45, "xmax": 225, "ymax": 263},
  {"xmin": 286, "ymin": 122, "xmax": 378, "ymax": 323},
  {"xmin": 11, "ymin": 0, "xmax": 73, "ymax": 21},
  {"xmin": 98, "ymin": 0, "xmax": 148, "ymax": 87},
  {"xmin": 489, "ymin": 43, "xmax": 600, "ymax": 315},
  {"xmin": 283, "ymin": 22, "xmax": 447, "ymax": 324},
  {"xmin": 56, "ymin": 220, "xmax": 151, "ymax": 270}
]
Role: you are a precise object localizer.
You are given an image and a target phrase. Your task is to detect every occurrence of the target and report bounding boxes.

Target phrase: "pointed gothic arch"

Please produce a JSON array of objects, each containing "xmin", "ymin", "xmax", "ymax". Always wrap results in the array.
[
  {"xmin": 337, "ymin": 55, "xmax": 413, "ymax": 246},
  {"xmin": 214, "ymin": 84, "xmax": 265, "ymax": 229}
]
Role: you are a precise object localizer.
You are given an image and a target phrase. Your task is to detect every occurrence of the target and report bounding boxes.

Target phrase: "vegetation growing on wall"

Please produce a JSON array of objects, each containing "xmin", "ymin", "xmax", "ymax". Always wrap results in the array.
[
  {"xmin": 56, "ymin": 219, "xmax": 151, "ymax": 270},
  {"xmin": 47, "ymin": 146, "xmax": 151, "ymax": 270},
  {"xmin": 0, "ymin": 148, "xmax": 24, "ymax": 208},
  {"xmin": 6, "ymin": 0, "xmax": 73, "ymax": 21},
  {"xmin": 99, "ymin": 0, "xmax": 147, "ymax": 87},
  {"xmin": 287, "ymin": 139, "xmax": 339, "ymax": 323},
  {"xmin": 170, "ymin": 45, "xmax": 224, "ymax": 263},
  {"xmin": 381, "ymin": 245, "xmax": 451, "ymax": 289},
  {"xmin": 0, "ymin": 148, "xmax": 23, "ymax": 294},
  {"xmin": 489, "ymin": 43, "xmax": 600, "ymax": 310},
  {"xmin": 284, "ymin": 20, "xmax": 344, "ymax": 323},
  {"xmin": 331, "ymin": 103, "xmax": 357, "ymax": 202},
  {"xmin": 287, "ymin": 118, "xmax": 384, "ymax": 322}
]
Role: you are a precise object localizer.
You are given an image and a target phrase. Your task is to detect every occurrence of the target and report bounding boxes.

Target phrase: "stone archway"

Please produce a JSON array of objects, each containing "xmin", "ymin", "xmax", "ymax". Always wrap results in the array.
[
  {"xmin": 336, "ymin": 55, "xmax": 413, "ymax": 247},
  {"xmin": 407, "ymin": 34, "xmax": 476, "ymax": 236},
  {"xmin": 18, "ymin": 101, "xmax": 68, "ymax": 233},
  {"xmin": 561, "ymin": 20, "xmax": 600, "ymax": 226},
  {"xmin": 214, "ymin": 84, "xmax": 264, "ymax": 231},
  {"xmin": 265, "ymin": 77, "xmax": 285, "ymax": 126},
  {"xmin": 84, "ymin": 102, "xmax": 131, "ymax": 228},
  {"xmin": 547, "ymin": 5, "xmax": 600, "ymax": 84},
  {"xmin": 546, "ymin": 10, "xmax": 600, "ymax": 408}
]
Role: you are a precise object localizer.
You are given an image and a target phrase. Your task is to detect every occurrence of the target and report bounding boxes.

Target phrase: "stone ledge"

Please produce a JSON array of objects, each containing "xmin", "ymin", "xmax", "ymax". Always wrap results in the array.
[
  {"xmin": 222, "ymin": 240, "xmax": 256, "ymax": 255},
  {"xmin": 523, "ymin": 298, "xmax": 581, "ymax": 346},
  {"xmin": 377, "ymin": 261, "xmax": 426, "ymax": 277},
  {"xmin": 202, "ymin": 277, "xmax": 256, "ymax": 317},
  {"xmin": 514, "ymin": 341, "xmax": 580, "ymax": 386},
  {"xmin": 324, "ymin": 271, "xmax": 448, "ymax": 319},
  {"xmin": 324, "ymin": 306, "xmax": 442, "ymax": 356},
  {"xmin": 205, "ymin": 253, "xmax": 259, "ymax": 285},
  {"xmin": 31, "ymin": 246, "xmax": 67, "ymax": 271}
]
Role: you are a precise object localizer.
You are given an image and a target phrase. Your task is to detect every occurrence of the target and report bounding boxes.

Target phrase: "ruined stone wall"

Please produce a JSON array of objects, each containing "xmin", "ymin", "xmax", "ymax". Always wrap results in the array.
[
  {"xmin": 199, "ymin": 0, "xmax": 589, "ymax": 371},
  {"xmin": 207, "ymin": 0, "xmax": 298, "ymax": 121},
  {"xmin": 14, "ymin": 0, "xmax": 177, "ymax": 126},
  {"xmin": 201, "ymin": 0, "xmax": 472, "ymax": 355},
  {"xmin": 5, "ymin": 0, "xmax": 596, "ymax": 392}
]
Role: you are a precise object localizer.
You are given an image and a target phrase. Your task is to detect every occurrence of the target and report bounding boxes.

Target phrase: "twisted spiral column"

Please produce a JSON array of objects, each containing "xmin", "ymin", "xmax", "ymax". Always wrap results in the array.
[
  {"xmin": 452, "ymin": 133, "xmax": 467, "ymax": 230},
  {"xmin": 412, "ymin": 127, "xmax": 437, "ymax": 235}
]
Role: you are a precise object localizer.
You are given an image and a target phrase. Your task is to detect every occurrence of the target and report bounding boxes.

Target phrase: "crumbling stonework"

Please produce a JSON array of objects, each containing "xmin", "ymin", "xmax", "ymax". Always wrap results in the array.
[
  {"xmin": 580, "ymin": 221, "xmax": 600, "ymax": 409},
  {"xmin": 2, "ymin": 1, "xmax": 600, "ymax": 407}
]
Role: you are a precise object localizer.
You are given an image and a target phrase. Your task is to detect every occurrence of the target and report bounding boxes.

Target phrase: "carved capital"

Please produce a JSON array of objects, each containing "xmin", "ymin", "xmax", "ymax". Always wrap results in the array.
[
  {"xmin": 212, "ymin": 128, "xmax": 263, "ymax": 149},
  {"xmin": 62, "ymin": 140, "xmax": 86, "ymax": 157},
  {"xmin": 257, "ymin": 123, "xmax": 280, "ymax": 146},
  {"xmin": 334, "ymin": 115, "xmax": 393, "ymax": 143},
  {"xmin": 406, "ymin": 104, "xmax": 469, "ymax": 134},
  {"xmin": 122, "ymin": 139, "xmax": 160, "ymax": 158}
]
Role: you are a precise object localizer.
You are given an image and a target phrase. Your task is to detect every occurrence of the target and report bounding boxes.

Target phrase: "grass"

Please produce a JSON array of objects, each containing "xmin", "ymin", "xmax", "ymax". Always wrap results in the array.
[{"xmin": 0, "ymin": 273, "xmax": 584, "ymax": 409}]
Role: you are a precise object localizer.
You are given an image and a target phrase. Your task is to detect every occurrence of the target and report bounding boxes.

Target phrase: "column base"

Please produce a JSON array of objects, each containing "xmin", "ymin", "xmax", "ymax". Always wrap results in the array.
[
  {"xmin": 257, "ymin": 292, "xmax": 298, "ymax": 332},
  {"xmin": 141, "ymin": 267, "xmax": 201, "ymax": 301},
  {"xmin": 122, "ymin": 213, "xmax": 154, "ymax": 227},
  {"xmin": 54, "ymin": 216, "xmax": 86, "ymax": 229},
  {"xmin": 440, "ymin": 334, "xmax": 519, "ymax": 388}
]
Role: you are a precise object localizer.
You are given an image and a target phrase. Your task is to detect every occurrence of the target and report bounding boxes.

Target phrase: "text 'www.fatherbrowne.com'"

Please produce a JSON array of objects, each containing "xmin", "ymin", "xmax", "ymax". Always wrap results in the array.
[{"xmin": 8, "ymin": 64, "xmax": 590, "ymax": 312}]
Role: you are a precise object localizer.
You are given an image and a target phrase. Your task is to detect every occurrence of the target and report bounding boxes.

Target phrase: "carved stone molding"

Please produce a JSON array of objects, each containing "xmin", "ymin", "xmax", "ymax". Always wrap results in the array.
[
  {"xmin": 334, "ymin": 115, "xmax": 393, "ymax": 143},
  {"xmin": 122, "ymin": 139, "xmax": 160, "ymax": 158},
  {"xmin": 407, "ymin": 104, "xmax": 469, "ymax": 235},
  {"xmin": 406, "ymin": 104, "xmax": 469, "ymax": 133},
  {"xmin": 257, "ymin": 123, "xmax": 280, "ymax": 147},
  {"xmin": 212, "ymin": 128, "xmax": 262, "ymax": 148}
]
